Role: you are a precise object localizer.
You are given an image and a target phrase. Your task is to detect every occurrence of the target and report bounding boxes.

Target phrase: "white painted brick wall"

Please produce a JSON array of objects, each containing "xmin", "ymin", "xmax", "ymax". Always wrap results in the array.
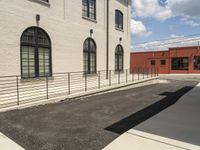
[{"xmin": 0, "ymin": 0, "xmax": 131, "ymax": 76}]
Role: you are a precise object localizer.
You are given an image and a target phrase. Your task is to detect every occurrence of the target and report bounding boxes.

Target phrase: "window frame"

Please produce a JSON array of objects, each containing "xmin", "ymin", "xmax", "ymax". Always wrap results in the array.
[
  {"xmin": 194, "ymin": 56, "xmax": 200, "ymax": 70},
  {"xmin": 40, "ymin": 0, "xmax": 49, "ymax": 3},
  {"xmin": 83, "ymin": 38, "xmax": 97, "ymax": 74},
  {"xmin": 115, "ymin": 45, "xmax": 124, "ymax": 72},
  {"xmin": 29, "ymin": 0, "xmax": 50, "ymax": 6},
  {"xmin": 160, "ymin": 59, "xmax": 166, "ymax": 65},
  {"xmin": 171, "ymin": 57, "xmax": 189, "ymax": 70},
  {"xmin": 115, "ymin": 10, "xmax": 124, "ymax": 31},
  {"xmin": 20, "ymin": 27, "xmax": 52, "ymax": 79},
  {"xmin": 82, "ymin": 0, "xmax": 96, "ymax": 21},
  {"xmin": 151, "ymin": 60, "xmax": 156, "ymax": 65}
]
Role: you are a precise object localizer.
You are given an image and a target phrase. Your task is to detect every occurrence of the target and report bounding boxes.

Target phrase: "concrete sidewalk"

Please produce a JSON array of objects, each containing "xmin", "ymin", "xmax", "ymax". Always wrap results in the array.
[
  {"xmin": 0, "ymin": 132, "xmax": 24, "ymax": 150},
  {"xmin": 103, "ymin": 130, "xmax": 200, "ymax": 150},
  {"xmin": 103, "ymin": 82, "xmax": 200, "ymax": 150}
]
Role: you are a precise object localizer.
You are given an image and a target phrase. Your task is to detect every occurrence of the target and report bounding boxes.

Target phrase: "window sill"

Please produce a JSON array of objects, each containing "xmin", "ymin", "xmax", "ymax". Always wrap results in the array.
[
  {"xmin": 84, "ymin": 73, "xmax": 98, "ymax": 77},
  {"xmin": 82, "ymin": 16, "xmax": 97, "ymax": 23},
  {"xmin": 20, "ymin": 76, "xmax": 54, "ymax": 83},
  {"xmin": 171, "ymin": 69, "xmax": 189, "ymax": 71},
  {"xmin": 28, "ymin": 0, "xmax": 50, "ymax": 7},
  {"xmin": 115, "ymin": 27, "xmax": 124, "ymax": 32},
  {"xmin": 114, "ymin": 70, "xmax": 124, "ymax": 74}
]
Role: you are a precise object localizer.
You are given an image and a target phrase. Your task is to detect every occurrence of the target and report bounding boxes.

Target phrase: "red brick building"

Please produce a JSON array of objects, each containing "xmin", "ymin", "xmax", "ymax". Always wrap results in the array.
[{"xmin": 130, "ymin": 46, "xmax": 200, "ymax": 74}]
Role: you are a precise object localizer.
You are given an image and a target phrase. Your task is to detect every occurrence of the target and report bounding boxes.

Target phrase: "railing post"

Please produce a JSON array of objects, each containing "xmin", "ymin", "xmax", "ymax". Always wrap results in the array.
[
  {"xmin": 146, "ymin": 68, "xmax": 147, "ymax": 78},
  {"xmin": 156, "ymin": 68, "xmax": 157, "ymax": 77},
  {"xmin": 143, "ymin": 68, "xmax": 145, "ymax": 79},
  {"xmin": 16, "ymin": 76, "xmax": 19, "ymax": 106},
  {"xmin": 154, "ymin": 68, "xmax": 155, "ymax": 77},
  {"xmin": 147, "ymin": 68, "xmax": 149, "ymax": 78},
  {"xmin": 109, "ymin": 70, "xmax": 111, "ymax": 86},
  {"xmin": 68, "ymin": 72, "xmax": 71, "ymax": 95},
  {"xmin": 85, "ymin": 73, "xmax": 87, "ymax": 91},
  {"xmin": 132, "ymin": 69, "xmax": 134, "ymax": 81},
  {"xmin": 156, "ymin": 68, "xmax": 157, "ymax": 76},
  {"xmin": 98, "ymin": 71, "xmax": 100, "ymax": 89},
  {"xmin": 146, "ymin": 68, "xmax": 148, "ymax": 78},
  {"xmin": 138, "ymin": 68, "xmax": 140, "ymax": 80},
  {"xmin": 155, "ymin": 68, "xmax": 157, "ymax": 77},
  {"xmin": 46, "ymin": 75, "xmax": 49, "ymax": 99},
  {"xmin": 118, "ymin": 71, "xmax": 120, "ymax": 84},
  {"xmin": 153, "ymin": 68, "xmax": 154, "ymax": 77},
  {"xmin": 126, "ymin": 69, "xmax": 128, "ymax": 83}
]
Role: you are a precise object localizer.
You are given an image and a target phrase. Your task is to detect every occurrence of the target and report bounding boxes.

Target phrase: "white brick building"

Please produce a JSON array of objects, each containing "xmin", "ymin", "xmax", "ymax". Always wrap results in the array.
[{"xmin": 0, "ymin": 0, "xmax": 131, "ymax": 78}]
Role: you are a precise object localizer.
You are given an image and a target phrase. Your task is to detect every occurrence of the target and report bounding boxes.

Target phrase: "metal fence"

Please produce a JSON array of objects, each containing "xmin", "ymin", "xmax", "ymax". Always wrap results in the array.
[{"xmin": 0, "ymin": 68, "xmax": 159, "ymax": 110}]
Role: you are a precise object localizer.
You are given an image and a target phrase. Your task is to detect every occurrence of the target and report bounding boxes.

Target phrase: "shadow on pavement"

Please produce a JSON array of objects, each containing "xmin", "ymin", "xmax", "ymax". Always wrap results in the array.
[{"xmin": 105, "ymin": 86, "xmax": 194, "ymax": 135}]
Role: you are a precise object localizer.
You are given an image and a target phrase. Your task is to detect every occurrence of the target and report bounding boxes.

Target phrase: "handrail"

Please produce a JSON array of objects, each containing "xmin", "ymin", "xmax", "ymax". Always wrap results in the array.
[{"xmin": 0, "ymin": 68, "xmax": 159, "ymax": 110}]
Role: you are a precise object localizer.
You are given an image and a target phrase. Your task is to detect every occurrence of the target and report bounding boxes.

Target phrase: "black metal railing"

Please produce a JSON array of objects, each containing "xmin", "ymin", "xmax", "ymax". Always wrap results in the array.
[{"xmin": 0, "ymin": 68, "xmax": 159, "ymax": 110}]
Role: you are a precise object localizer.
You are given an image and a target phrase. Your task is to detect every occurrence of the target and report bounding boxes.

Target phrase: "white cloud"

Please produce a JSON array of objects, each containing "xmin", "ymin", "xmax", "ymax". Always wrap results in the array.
[
  {"xmin": 132, "ymin": 0, "xmax": 200, "ymax": 27},
  {"xmin": 132, "ymin": 0, "xmax": 172, "ymax": 21},
  {"xmin": 168, "ymin": 0, "xmax": 200, "ymax": 18},
  {"xmin": 131, "ymin": 19, "xmax": 152, "ymax": 37},
  {"xmin": 131, "ymin": 45, "xmax": 134, "ymax": 50},
  {"xmin": 180, "ymin": 18, "xmax": 200, "ymax": 27},
  {"xmin": 170, "ymin": 34, "xmax": 184, "ymax": 38},
  {"xmin": 131, "ymin": 0, "xmax": 200, "ymax": 51}
]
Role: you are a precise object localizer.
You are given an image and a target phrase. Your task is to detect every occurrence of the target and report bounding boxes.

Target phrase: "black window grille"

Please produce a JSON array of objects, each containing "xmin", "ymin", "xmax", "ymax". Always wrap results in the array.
[
  {"xmin": 115, "ymin": 45, "xmax": 124, "ymax": 71},
  {"xmin": 160, "ymin": 60, "xmax": 166, "ymax": 65},
  {"xmin": 115, "ymin": 10, "xmax": 123, "ymax": 30},
  {"xmin": 21, "ymin": 27, "xmax": 52, "ymax": 78},
  {"xmin": 151, "ymin": 60, "xmax": 156, "ymax": 65},
  {"xmin": 194, "ymin": 56, "xmax": 200, "ymax": 70},
  {"xmin": 83, "ymin": 38, "xmax": 97, "ymax": 74},
  {"xmin": 82, "ymin": 0, "xmax": 96, "ymax": 20},
  {"xmin": 171, "ymin": 57, "xmax": 189, "ymax": 70}
]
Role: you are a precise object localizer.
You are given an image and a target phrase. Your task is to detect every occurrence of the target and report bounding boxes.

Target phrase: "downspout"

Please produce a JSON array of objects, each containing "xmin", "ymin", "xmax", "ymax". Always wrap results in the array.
[{"xmin": 106, "ymin": 0, "xmax": 109, "ymax": 79}]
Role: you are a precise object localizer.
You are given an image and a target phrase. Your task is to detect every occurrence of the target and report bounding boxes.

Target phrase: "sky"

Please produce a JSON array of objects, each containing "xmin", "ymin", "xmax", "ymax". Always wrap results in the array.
[{"xmin": 131, "ymin": 0, "xmax": 200, "ymax": 51}]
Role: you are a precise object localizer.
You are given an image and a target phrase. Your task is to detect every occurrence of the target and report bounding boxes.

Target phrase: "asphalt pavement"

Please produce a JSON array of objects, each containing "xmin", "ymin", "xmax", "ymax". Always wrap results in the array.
[
  {"xmin": 135, "ymin": 80, "xmax": 200, "ymax": 146},
  {"xmin": 0, "ymin": 77, "xmax": 198, "ymax": 150}
]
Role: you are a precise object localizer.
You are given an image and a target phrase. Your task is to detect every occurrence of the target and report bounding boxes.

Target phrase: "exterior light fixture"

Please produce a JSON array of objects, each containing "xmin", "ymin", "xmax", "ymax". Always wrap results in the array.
[
  {"xmin": 119, "ymin": 37, "xmax": 122, "ymax": 44},
  {"xmin": 90, "ymin": 29, "xmax": 94, "ymax": 37},
  {"xmin": 36, "ymin": 14, "xmax": 40, "ymax": 22}
]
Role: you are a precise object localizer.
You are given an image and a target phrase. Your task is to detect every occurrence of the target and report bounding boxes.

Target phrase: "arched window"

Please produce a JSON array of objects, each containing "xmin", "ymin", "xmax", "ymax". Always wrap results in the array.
[
  {"xmin": 115, "ymin": 10, "xmax": 123, "ymax": 30},
  {"xmin": 115, "ymin": 45, "xmax": 124, "ymax": 71},
  {"xmin": 21, "ymin": 27, "xmax": 52, "ymax": 78},
  {"xmin": 83, "ymin": 38, "xmax": 96, "ymax": 74}
]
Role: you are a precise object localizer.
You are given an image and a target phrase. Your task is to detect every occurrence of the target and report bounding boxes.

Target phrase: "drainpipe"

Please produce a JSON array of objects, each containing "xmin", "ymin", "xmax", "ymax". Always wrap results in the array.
[{"xmin": 106, "ymin": 0, "xmax": 109, "ymax": 79}]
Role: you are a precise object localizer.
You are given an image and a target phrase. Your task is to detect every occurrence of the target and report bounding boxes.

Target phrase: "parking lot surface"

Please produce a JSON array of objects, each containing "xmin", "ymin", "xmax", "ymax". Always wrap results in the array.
[
  {"xmin": 135, "ymin": 82, "xmax": 200, "ymax": 146},
  {"xmin": 0, "ymin": 78, "xmax": 198, "ymax": 150}
]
